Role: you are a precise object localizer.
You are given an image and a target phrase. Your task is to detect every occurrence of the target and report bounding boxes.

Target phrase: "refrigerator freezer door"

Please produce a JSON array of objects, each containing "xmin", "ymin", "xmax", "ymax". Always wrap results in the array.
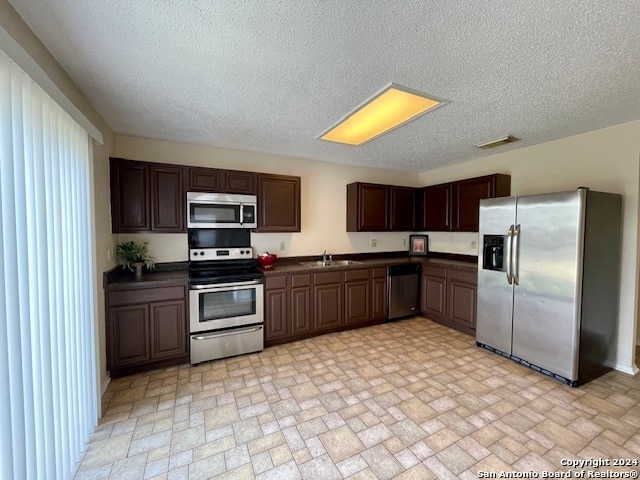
[
  {"xmin": 511, "ymin": 190, "xmax": 585, "ymax": 381},
  {"xmin": 476, "ymin": 196, "xmax": 517, "ymax": 355}
]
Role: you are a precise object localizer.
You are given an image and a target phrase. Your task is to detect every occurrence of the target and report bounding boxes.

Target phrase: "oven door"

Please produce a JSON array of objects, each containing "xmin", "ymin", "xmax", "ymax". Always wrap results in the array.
[{"xmin": 189, "ymin": 280, "xmax": 264, "ymax": 333}]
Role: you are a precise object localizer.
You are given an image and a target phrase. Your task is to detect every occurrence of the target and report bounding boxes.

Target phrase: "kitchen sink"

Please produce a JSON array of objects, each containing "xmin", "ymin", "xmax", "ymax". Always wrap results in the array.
[{"xmin": 299, "ymin": 260, "xmax": 363, "ymax": 268}]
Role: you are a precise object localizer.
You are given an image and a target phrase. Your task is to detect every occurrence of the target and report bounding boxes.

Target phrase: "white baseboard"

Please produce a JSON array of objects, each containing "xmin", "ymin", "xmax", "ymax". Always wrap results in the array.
[
  {"xmin": 101, "ymin": 375, "xmax": 111, "ymax": 395},
  {"xmin": 612, "ymin": 363, "xmax": 639, "ymax": 376}
]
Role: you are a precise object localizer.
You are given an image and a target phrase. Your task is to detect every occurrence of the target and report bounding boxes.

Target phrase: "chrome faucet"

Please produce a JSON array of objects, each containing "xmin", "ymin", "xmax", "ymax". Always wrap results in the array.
[{"xmin": 322, "ymin": 250, "xmax": 332, "ymax": 263}]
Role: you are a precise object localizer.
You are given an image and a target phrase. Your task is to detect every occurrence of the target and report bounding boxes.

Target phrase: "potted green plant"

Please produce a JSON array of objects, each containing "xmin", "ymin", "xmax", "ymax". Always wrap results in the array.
[{"xmin": 115, "ymin": 241, "xmax": 155, "ymax": 278}]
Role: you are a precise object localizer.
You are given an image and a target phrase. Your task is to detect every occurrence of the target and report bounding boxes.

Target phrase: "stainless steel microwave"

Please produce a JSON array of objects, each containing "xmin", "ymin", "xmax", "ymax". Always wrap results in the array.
[{"xmin": 187, "ymin": 192, "xmax": 257, "ymax": 229}]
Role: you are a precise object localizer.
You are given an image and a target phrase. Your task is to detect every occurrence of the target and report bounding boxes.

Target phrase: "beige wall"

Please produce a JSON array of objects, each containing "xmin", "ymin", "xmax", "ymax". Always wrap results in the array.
[
  {"xmin": 418, "ymin": 119, "xmax": 640, "ymax": 375},
  {"xmin": 1, "ymin": 0, "xmax": 115, "ymax": 404},
  {"xmin": 114, "ymin": 135, "xmax": 421, "ymax": 259}
]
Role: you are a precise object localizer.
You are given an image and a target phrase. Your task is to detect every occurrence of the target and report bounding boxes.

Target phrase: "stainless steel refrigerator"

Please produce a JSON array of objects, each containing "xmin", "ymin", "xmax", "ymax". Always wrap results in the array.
[{"xmin": 476, "ymin": 189, "xmax": 621, "ymax": 386}]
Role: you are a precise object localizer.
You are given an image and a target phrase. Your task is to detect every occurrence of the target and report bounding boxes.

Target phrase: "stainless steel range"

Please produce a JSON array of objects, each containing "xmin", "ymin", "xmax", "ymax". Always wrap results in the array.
[{"xmin": 188, "ymin": 229, "xmax": 264, "ymax": 364}]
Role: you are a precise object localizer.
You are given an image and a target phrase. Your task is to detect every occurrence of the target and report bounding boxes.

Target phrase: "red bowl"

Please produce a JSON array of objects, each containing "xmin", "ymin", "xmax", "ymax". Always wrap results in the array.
[{"xmin": 257, "ymin": 253, "xmax": 277, "ymax": 268}]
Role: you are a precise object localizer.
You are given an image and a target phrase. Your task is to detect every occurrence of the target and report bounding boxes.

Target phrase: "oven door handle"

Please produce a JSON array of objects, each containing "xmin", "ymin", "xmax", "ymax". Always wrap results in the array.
[
  {"xmin": 191, "ymin": 279, "xmax": 262, "ymax": 290},
  {"xmin": 193, "ymin": 325, "xmax": 263, "ymax": 340}
]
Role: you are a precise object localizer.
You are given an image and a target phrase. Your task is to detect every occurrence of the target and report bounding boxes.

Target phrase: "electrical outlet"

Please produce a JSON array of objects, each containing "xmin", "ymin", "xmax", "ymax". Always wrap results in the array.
[
  {"xmin": 107, "ymin": 248, "xmax": 112, "ymax": 262},
  {"xmin": 402, "ymin": 238, "xmax": 407, "ymax": 247},
  {"xmin": 470, "ymin": 240, "xmax": 477, "ymax": 249},
  {"xmin": 370, "ymin": 238, "xmax": 377, "ymax": 247},
  {"xmin": 280, "ymin": 241, "xmax": 285, "ymax": 251}
]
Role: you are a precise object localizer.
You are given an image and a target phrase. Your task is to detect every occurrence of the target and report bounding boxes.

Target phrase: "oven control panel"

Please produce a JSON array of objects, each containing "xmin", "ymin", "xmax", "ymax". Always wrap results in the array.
[{"xmin": 190, "ymin": 247, "xmax": 254, "ymax": 261}]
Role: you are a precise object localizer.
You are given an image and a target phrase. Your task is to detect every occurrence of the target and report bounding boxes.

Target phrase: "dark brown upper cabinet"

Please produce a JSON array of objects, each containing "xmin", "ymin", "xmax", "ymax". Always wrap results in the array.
[
  {"xmin": 110, "ymin": 158, "xmax": 150, "ymax": 232},
  {"xmin": 347, "ymin": 182, "xmax": 417, "ymax": 232},
  {"xmin": 225, "ymin": 171, "xmax": 256, "ymax": 194},
  {"xmin": 452, "ymin": 174, "xmax": 510, "ymax": 231},
  {"xmin": 111, "ymin": 158, "xmax": 302, "ymax": 234},
  {"xmin": 110, "ymin": 158, "xmax": 185, "ymax": 233},
  {"xmin": 257, "ymin": 174, "xmax": 301, "ymax": 232},
  {"xmin": 346, "ymin": 182, "xmax": 390, "ymax": 231},
  {"xmin": 417, "ymin": 174, "xmax": 510, "ymax": 232},
  {"xmin": 187, "ymin": 168, "xmax": 255, "ymax": 194},
  {"xmin": 417, "ymin": 183, "xmax": 452, "ymax": 231},
  {"xmin": 390, "ymin": 186, "xmax": 416, "ymax": 231},
  {"xmin": 188, "ymin": 167, "xmax": 224, "ymax": 192},
  {"xmin": 151, "ymin": 164, "xmax": 184, "ymax": 232}
]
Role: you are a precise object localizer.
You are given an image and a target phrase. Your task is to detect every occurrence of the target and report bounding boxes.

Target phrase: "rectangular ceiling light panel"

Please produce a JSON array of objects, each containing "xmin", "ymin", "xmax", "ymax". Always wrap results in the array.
[{"xmin": 320, "ymin": 84, "xmax": 444, "ymax": 146}]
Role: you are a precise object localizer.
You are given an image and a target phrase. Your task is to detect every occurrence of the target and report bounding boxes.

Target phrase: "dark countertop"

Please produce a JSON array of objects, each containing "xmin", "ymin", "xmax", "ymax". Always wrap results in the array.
[
  {"xmin": 261, "ymin": 255, "xmax": 477, "ymax": 275},
  {"xmin": 103, "ymin": 253, "xmax": 478, "ymax": 288},
  {"xmin": 104, "ymin": 262, "xmax": 189, "ymax": 290}
]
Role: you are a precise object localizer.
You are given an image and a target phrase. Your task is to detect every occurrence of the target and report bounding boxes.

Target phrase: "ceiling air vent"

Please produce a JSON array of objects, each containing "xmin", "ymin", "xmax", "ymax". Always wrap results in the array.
[{"xmin": 475, "ymin": 135, "xmax": 519, "ymax": 150}]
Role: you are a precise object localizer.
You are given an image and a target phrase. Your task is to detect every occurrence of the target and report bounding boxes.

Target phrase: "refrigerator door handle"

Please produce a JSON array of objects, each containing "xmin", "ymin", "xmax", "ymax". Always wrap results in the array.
[
  {"xmin": 512, "ymin": 224, "xmax": 521, "ymax": 285},
  {"xmin": 506, "ymin": 225, "xmax": 514, "ymax": 284}
]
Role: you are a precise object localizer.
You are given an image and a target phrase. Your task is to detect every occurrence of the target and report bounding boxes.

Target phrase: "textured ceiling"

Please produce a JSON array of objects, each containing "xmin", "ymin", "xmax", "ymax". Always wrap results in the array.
[{"xmin": 8, "ymin": 1, "xmax": 640, "ymax": 172}]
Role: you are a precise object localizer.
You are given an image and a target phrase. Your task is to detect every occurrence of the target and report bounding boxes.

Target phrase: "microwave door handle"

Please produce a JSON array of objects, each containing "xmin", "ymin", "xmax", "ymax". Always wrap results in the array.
[
  {"xmin": 506, "ymin": 225, "xmax": 514, "ymax": 285},
  {"xmin": 240, "ymin": 204, "xmax": 244, "ymax": 225}
]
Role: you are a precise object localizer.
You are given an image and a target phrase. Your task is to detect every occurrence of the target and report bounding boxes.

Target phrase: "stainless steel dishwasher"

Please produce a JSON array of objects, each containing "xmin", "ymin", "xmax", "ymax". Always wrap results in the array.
[{"xmin": 387, "ymin": 263, "xmax": 422, "ymax": 320}]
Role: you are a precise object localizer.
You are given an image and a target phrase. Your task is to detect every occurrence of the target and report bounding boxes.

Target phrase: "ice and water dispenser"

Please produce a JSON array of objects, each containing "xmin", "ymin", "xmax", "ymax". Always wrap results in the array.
[{"xmin": 482, "ymin": 235, "xmax": 506, "ymax": 271}]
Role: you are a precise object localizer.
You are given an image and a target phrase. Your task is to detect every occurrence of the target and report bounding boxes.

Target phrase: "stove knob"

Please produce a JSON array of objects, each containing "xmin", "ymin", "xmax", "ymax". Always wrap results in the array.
[
  {"xmin": 193, "ymin": 251, "xmax": 198, "ymax": 256},
  {"xmin": 200, "ymin": 251, "xmax": 205, "ymax": 256}
]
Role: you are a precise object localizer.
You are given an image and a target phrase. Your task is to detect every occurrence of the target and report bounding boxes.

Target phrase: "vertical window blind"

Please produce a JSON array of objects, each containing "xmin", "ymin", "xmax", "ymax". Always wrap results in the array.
[{"xmin": 0, "ymin": 48, "xmax": 97, "ymax": 479}]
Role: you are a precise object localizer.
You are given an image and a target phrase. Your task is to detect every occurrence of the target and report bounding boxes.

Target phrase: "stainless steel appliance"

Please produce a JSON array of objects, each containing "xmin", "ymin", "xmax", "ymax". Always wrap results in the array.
[
  {"xmin": 187, "ymin": 192, "xmax": 257, "ymax": 229},
  {"xmin": 387, "ymin": 263, "xmax": 421, "ymax": 320},
  {"xmin": 476, "ymin": 189, "xmax": 621, "ymax": 386},
  {"xmin": 188, "ymin": 229, "xmax": 264, "ymax": 364}
]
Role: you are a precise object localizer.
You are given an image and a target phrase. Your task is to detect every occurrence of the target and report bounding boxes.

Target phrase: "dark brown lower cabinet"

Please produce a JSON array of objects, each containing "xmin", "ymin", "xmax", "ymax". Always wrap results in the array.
[
  {"xmin": 290, "ymin": 275, "xmax": 313, "ymax": 335},
  {"xmin": 420, "ymin": 266, "xmax": 447, "ymax": 322},
  {"xmin": 371, "ymin": 267, "xmax": 388, "ymax": 320},
  {"xmin": 264, "ymin": 276, "xmax": 288, "ymax": 340},
  {"xmin": 264, "ymin": 266, "xmax": 385, "ymax": 346},
  {"xmin": 314, "ymin": 271, "xmax": 343, "ymax": 331},
  {"xmin": 108, "ymin": 304, "xmax": 150, "ymax": 367},
  {"xmin": 447, "ymin": 270, "xmax": 477, "ymax": 333},
  {"xmin": 106, "ymin": 282, "xmax": 188, "ymax": 377},
  {"xmin": 264, "ymin": 274, "xmax": 313, "ymax": 342},
  {"xmin": 421, "ymin": 263, "xmax": 477, "ymax": 335},
  {"xmin": 344, "ymin": 269, "xmax": 370, "ymax": 325}
]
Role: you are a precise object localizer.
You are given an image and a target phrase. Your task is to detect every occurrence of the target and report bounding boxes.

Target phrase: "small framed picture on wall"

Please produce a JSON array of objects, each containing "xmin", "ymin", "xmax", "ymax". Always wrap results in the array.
[{"xmin": 409, "ymin": 235, "xmax": 429, "ymax": 256}]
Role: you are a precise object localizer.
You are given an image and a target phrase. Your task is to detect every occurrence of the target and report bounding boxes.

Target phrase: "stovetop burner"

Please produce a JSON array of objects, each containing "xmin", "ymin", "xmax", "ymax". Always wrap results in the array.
[
  {"xmin": 188, "ymin": 248, "xmax": 262, "ymax": 286},
  {"xmin": 189, "ymin": 262, "xmax": 263, "ymax": 286}
]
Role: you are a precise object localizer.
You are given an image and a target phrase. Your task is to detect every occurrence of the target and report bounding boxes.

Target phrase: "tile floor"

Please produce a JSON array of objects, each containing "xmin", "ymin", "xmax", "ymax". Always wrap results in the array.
[{"xmin": 75, "ymin": 317, "xmax": 640, "ymax": 479}]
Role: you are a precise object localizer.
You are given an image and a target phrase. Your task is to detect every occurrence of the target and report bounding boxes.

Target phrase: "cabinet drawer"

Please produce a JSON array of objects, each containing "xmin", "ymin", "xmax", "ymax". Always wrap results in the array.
[
  {"xmin": 314, "ymin": 271, "xmax": 342, "ymax": 285},
  {"xmin": 371, "ymin": 267, "xmax": 387, "ymax": 278},
  {"xmin": 265, "ymin": 275, "xmax": 288, "ymax": 290},
  {"xmin": 291, "ymin": 274, "xmax": 311, "ymax": 287},
  {"xmin": 344, "ymin": 269, "xmax": 370, "ymax": 282},
  {"xmin": 448, "ymin": 269, "xmax": 477, "ymax": 284},
  {"xmin": 108, "ymin": 285, "xmax": 186, "ymax": 307},
  {"xmin": 422, "ymin": 264, "xmax": 447, "ymax": 278}
]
